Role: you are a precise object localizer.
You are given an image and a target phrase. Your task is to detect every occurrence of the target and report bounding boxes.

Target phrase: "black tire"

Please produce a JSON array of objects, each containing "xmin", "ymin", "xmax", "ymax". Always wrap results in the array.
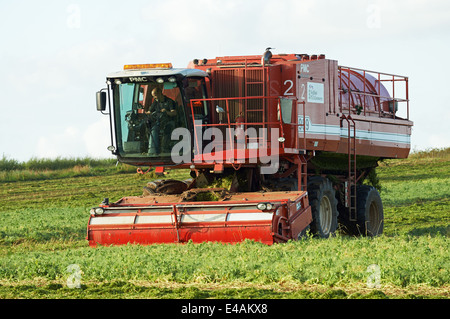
[
  {"xmin": 338, "ymin": 185, "xmax": 384, "ymax": 236},
  {"xmin": 307, "ymin": 176, "xmax": 338, "ymax": 238},
  {"xmin": 297, "ymin": 225, "xmax": 311, "ymax": 240},
  {"xmin": 356, "ymin": 185, "xmax": 384, "ymax": 236}
]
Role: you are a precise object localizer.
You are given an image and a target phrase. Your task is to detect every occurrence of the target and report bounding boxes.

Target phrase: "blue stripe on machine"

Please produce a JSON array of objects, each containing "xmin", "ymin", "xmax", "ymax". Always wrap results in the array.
[{"xmin": 298, "ymin": 116, "xmax": 411, "ymax": 144}]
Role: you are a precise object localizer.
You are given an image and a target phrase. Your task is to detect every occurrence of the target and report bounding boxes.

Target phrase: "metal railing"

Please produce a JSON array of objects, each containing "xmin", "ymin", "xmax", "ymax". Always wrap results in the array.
[
  {"xmin": 189, "ymin": 96, "xmax": 305, "ymax": 160},
  {"xmin": 338, "ymin": 66, "xmax": 409, "ymax": 120}
]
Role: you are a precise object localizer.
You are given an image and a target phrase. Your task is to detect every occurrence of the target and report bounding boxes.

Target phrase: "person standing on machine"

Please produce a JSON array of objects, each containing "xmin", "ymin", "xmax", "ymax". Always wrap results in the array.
[{"xmin": 146, "ymin": 87, "xmax": 177, "ymax": 154}]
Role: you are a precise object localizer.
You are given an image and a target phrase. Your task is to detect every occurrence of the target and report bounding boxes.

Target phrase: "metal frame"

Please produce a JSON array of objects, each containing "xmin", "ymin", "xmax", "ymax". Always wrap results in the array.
[
  {"xmin": 338, "ymin": 65, "xmax": 409, "ymax": 120},
  {"xmin": 190, "ymin": 96, "xmax": 288, "ymax": 157}
]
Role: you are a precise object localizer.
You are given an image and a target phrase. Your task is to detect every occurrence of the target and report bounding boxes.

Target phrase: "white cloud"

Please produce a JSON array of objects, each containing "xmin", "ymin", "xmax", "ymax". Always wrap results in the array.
[
  {"xmin": 35, "ymin": 118, "xmax": 112, "ymax": 160},
  {"xmin": 83, "ymin": 117, "xmax": 112, "ymax": 158},
  {"xmin": 36, "ymin": 126, "xmax": 85, "ymax": 159},
  {"xmin": 35, "ymin": 116, "xmax": 111, "ymax": 158},
  {"xmin": 375, "ymin": 0, "xmax": 450, "ymax": 34},
  {"xmin": 2, "ymin": 0, "xmax": 450, "ymax": 162},
  {"xmin": 428, "ymin": 134, "xmax": 450, "ymax": 149}
]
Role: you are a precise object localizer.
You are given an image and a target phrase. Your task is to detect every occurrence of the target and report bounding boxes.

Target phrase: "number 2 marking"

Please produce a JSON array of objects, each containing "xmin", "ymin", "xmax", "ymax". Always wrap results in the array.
[{"xmin": 284, "ymin": 80, "xmax": 294, "ymax": 96}]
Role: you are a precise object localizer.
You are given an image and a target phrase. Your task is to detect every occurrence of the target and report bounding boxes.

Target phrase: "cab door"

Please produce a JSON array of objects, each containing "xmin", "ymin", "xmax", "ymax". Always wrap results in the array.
[{"xmin": 279, "ymin": 97, "xmax": 299, "ymax": 151}]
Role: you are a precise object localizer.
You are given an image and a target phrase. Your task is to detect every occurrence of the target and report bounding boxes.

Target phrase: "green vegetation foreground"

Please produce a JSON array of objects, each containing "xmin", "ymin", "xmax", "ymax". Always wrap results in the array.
[{"xmin": 0, "ymin": 149, "xmax": 449, "ymax": 299}]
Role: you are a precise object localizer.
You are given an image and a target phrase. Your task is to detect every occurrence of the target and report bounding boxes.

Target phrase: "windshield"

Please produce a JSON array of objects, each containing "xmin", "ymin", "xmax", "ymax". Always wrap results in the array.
[
  {"xmin": 113, "ymin": 81, "xmax": 189, "ymax": 160},
  {"xmin": 111, "ymin": 77, "xmax": 208, "ymax": 163}
]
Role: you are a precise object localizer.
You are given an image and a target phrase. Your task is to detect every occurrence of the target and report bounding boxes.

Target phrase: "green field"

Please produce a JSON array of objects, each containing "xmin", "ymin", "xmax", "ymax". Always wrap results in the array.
[{"xmin": 0, "ymin": 149, "xmax": 449, "ymax": 299}]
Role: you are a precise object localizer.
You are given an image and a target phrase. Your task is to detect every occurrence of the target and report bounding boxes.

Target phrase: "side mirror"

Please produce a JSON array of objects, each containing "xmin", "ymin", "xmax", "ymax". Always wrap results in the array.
[{"xmin": 96, "ymin": 91, "xmax": 107, "ymax": 112}]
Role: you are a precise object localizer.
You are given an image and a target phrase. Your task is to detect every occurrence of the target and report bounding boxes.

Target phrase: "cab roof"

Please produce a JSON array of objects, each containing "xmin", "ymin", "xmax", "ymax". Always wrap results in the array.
[{"xmin": 107, "ymin": 68, "xmax": 208, "ymax": 79}]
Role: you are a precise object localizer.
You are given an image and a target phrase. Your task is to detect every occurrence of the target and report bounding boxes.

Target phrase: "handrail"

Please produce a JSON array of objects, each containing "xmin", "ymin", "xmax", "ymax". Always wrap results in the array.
[
  {"xmin": 338, "ymin": 65, "xmax": 410, "ymax": 120},
  {"xmin": 190, "ymin": 96, "xmax": 279, "ymax": 156},
  {"xmin": 189, "ymin": 96, "xmax": 305, "ymax": 157},
  {"xmin": 339, "ymin": 65, "xmax": 408, "ymax": 79}
]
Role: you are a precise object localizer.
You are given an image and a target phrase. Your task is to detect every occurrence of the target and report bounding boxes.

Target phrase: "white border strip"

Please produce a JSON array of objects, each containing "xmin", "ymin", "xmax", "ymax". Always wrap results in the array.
[
  {"xmin": 298, "ymin": 116, "xmax": 411, "ymax": 144},
  {"xmin": 90, "ymin": 212, "xmax": 274, "ymax": 226}
]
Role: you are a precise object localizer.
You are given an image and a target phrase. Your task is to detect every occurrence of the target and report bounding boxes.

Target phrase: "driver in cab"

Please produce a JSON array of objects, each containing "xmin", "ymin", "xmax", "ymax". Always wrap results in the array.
[{"xmin": 145, "ymin": 87, "xmax": 177, "ymax": 154}]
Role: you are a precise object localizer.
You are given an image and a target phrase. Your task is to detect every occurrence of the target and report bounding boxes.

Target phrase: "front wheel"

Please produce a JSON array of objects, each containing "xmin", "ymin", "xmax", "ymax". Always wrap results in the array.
[{"xmin": 307, "ymin": 176, "xmax": 338, "ymax": 238}]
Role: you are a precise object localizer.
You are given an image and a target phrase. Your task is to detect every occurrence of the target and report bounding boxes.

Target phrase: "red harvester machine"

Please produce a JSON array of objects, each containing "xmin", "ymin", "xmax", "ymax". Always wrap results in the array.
[{"xmin": 89, "ymin": 49, "xmax": 412, "ymax": 246}]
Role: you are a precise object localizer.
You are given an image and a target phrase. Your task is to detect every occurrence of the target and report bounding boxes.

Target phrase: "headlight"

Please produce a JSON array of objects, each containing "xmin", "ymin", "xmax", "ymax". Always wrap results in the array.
[
  {"xmin": 257, "ymin": 203, "xmax": 267, "ymax": 210},
  {"xmin": 94, "ymin": 207, "xmax": 105, "ymax": 215},
  {"xmin": 257, "ymin": 203, "xmax": 274, "ymax": 211},
  {"xmin": 156, "ymin": 77, "xmax": 164, "ymax": 84}
]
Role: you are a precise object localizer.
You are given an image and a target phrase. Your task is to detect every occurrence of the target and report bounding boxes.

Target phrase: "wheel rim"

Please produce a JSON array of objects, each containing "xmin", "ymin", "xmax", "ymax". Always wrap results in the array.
[
  {"xmin": 368, "ymin": 201, "xmax": 379, "ymax": 234},
  {"xmin": 319, "ymin": 195, "xmax": 332, "ymax": 234}
]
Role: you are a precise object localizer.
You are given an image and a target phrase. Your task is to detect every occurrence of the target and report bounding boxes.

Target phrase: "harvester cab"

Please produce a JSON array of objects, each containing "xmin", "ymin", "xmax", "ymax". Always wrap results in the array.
[{"xmin": 96, "ymin": 63, "xmax": 210, "ymax": 166}]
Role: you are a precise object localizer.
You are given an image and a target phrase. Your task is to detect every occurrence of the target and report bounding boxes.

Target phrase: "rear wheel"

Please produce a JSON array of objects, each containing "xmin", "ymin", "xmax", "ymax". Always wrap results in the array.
[
  {"xmin": 357, "ymin": 185, "xmax": 384, "ymax": 236},
  {"xmin": 307, "ymin": 176, "xmax": 338, "ymax": 238},
  {"xmin": 338, "ymin": 185, "xmax": 384, "ymax": 236}
]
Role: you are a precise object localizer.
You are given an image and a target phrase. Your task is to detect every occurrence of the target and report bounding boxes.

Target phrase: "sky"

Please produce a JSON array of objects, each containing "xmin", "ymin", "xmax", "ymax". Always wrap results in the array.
[{"xmin": 1, "ymin": 0, "xmax": 449, "ymax": 162}]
